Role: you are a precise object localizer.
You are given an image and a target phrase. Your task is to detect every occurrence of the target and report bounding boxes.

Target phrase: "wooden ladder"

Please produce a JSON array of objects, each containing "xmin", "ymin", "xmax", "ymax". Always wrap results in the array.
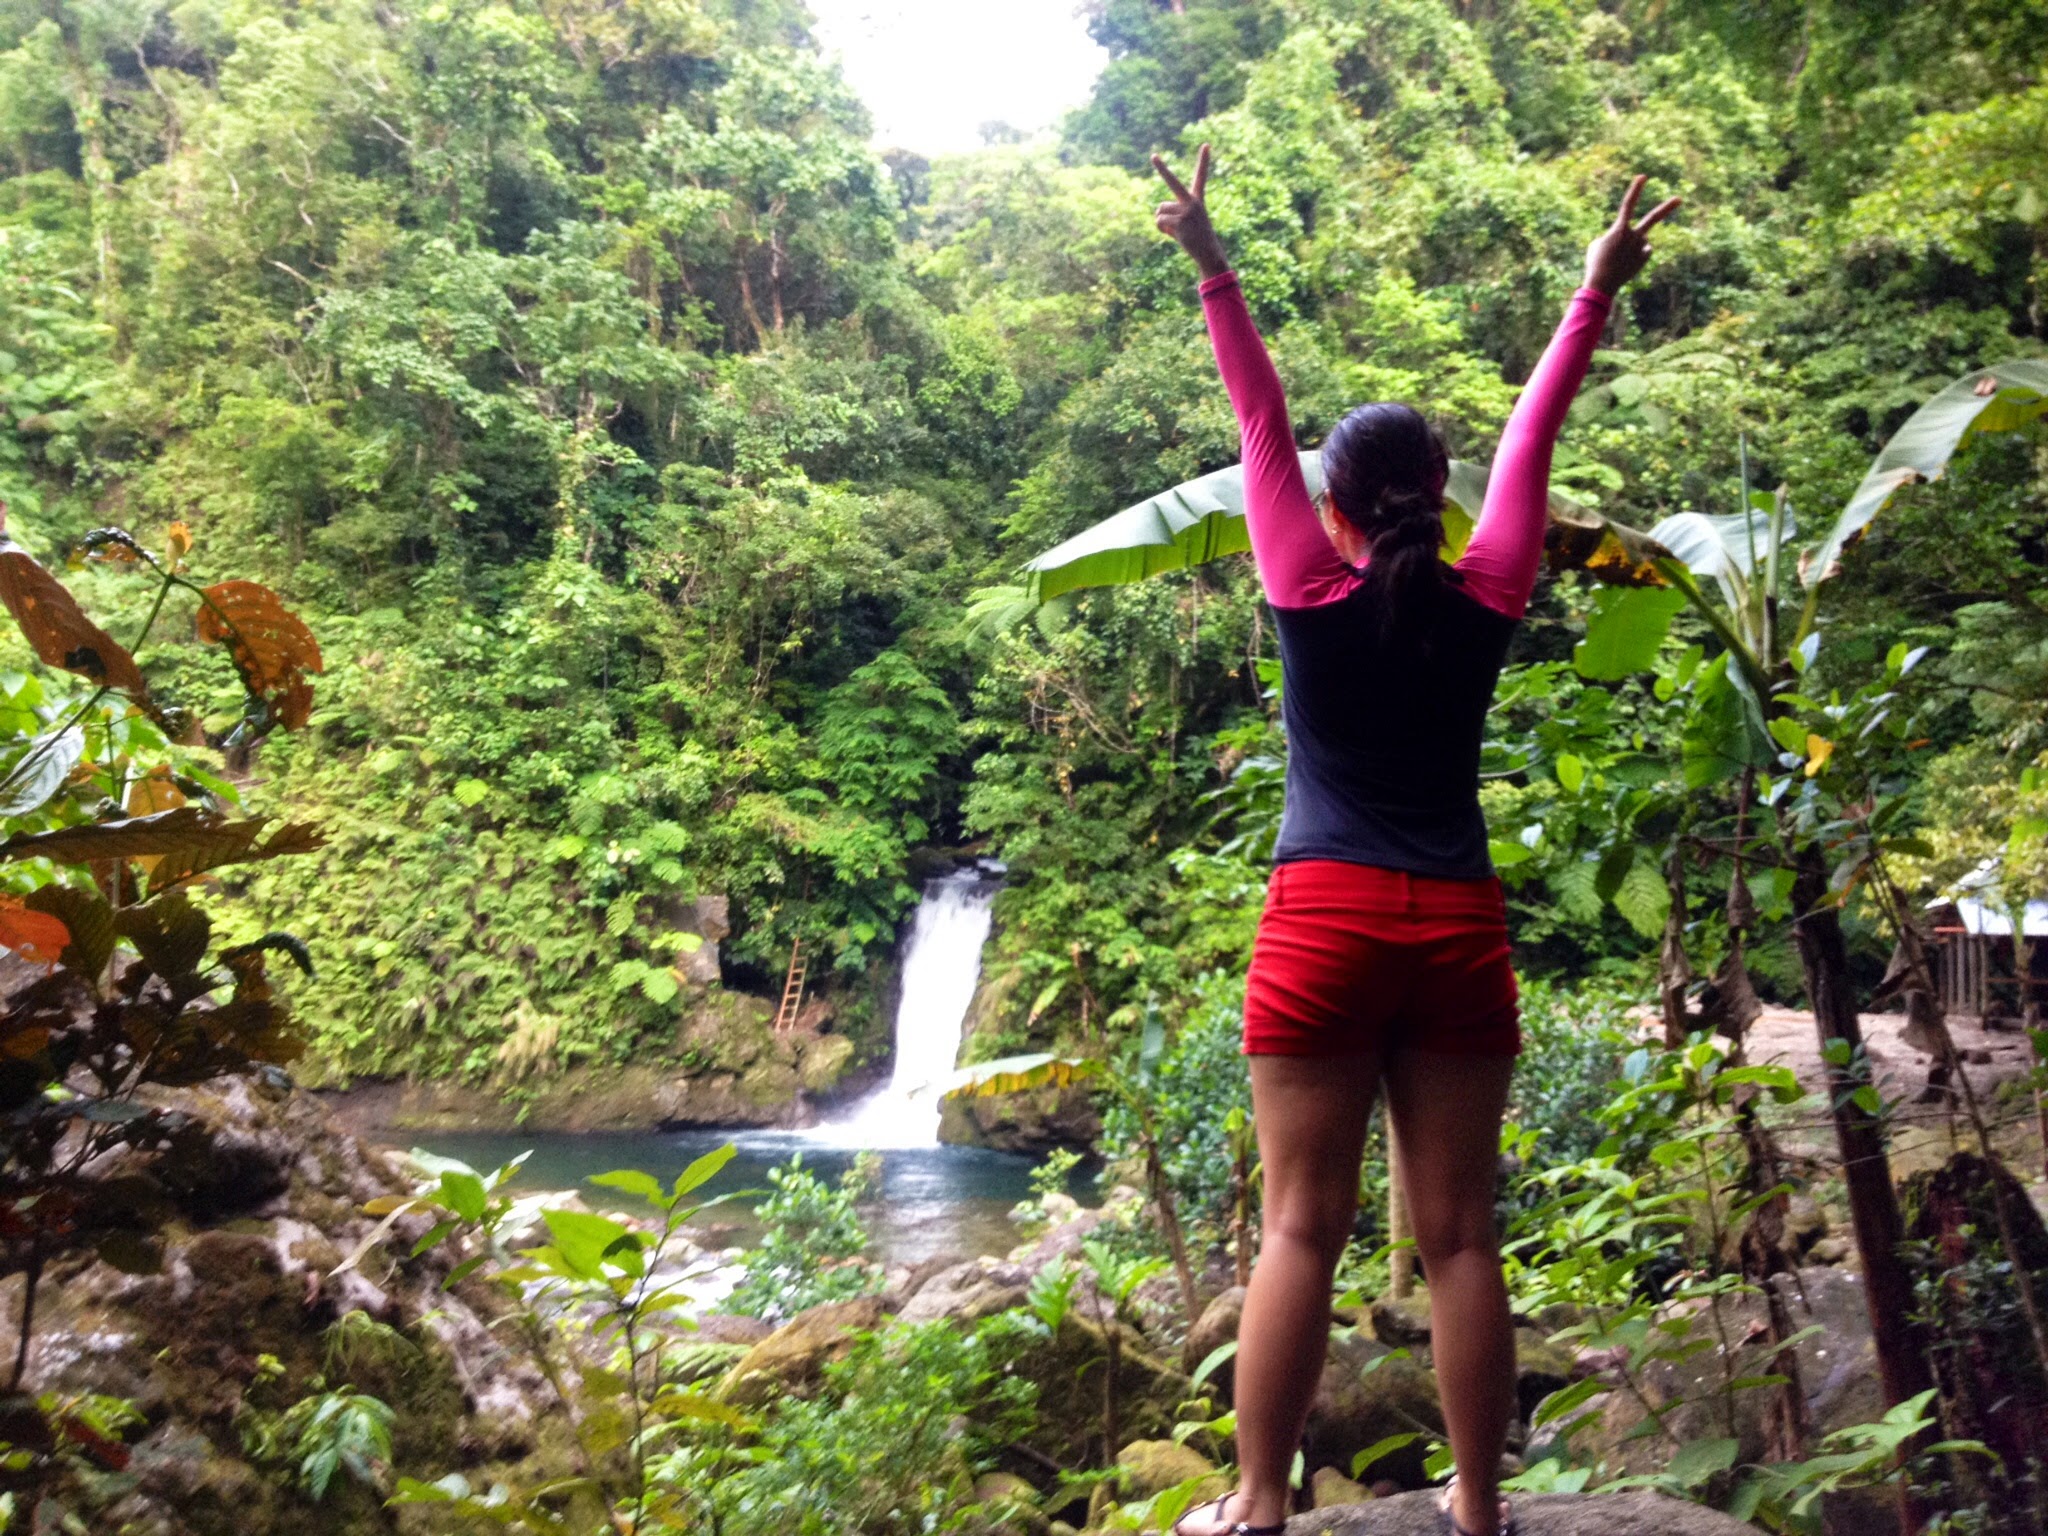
[{"xmin": 774, "ymin": 939, "xmax": 807, "ymax": 1032}]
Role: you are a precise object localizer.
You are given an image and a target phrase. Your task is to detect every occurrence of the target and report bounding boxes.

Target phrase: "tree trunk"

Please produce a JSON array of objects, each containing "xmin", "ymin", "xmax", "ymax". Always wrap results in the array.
[
  {"xmin": 1789, "ymin": 844, "xmax": 1934, "ymax": 1529},
  {"xmin": 1387, "ymin": 1131, "xmax": 1415, "ymax": 1299}
]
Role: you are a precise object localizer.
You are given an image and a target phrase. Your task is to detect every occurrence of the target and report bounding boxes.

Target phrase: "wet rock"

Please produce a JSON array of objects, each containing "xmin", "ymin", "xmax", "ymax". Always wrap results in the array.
[
  {"xmin": 1303, "ymin": 1330, "xmax": 1444, "ymax": 1488},
  {"xmin": 718, "ymin": 1293, "xmax": 887, "ymax": 1407},
  {"xmin": 7, "ymin": 1076, "xmax": 578, "ymax": 1535},
  {"xmin": 1286, "ymin": 1489, "xmax": 1765, "ymax": 1535},
  {"xmin": 1116, "ymin": 1439, "xmax": 1225, "ymax": 1500},
  {"xmin": 1184, "ymin": 1286, "xmax": 1248, "ymax": 1395},
  {"xmin": 1311, "ymin": 1466, "xmax": 1374, "ymax": 1507},
  {"xmin": 1807, "ymin": 1236, "xmax": 1849, "ymax": 1264}
]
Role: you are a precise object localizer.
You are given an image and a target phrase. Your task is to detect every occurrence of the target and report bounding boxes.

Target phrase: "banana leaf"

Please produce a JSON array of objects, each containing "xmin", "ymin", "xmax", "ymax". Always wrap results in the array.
[
  {"xmin": 1023, "ymin": 454, "xmax": 1502, "ymax": 602},
  {"xmin": 1809, "ymin": 358, "xmax": 2048, "ymax": 584},
  {"xmin": 937, "ymin": 1052, "xmax": 1105, "ymax": 1101}
]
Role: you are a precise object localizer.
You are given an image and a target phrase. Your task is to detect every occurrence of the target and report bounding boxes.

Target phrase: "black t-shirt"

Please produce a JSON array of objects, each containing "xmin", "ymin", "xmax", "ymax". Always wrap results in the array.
[{"xmin": 1271, "ymin": 579, "xmax": 1517, "ymax": 880}]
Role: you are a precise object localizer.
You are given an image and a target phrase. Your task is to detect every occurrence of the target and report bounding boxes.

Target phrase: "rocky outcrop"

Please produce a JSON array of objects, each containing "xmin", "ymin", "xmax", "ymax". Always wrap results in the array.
[
  {"xmin": 1290, "ymin": 1490, "xmax": 1765, "ymax": 1535},
  {"xmin": 938, "ymin": 1081, "xmax": 1102, "ymax": 1154},
  {"xmin": 9, "ymin": 1074, "xmax": 582, "ymax": 1536},
  {"xmin": 329, "ymin": 989, "xmax": 859, "ymax": 1134},
  {"xmin": 1304, "ymin": 1330, "xmax": 1445, "ymax": 1487}
]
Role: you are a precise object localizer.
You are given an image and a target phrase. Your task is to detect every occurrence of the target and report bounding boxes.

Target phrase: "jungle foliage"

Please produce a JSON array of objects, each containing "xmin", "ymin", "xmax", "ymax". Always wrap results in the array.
[{"xmin": 0, "ymin": 0, "xmax": 2042, "ymax": 1080}]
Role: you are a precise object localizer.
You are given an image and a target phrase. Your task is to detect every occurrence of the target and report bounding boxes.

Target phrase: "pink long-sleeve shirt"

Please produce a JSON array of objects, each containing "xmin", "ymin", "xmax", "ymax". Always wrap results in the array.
[
  {"xmin": 1199, "ymin": 271, "xmax": 1611, "ymax": 877},
  {"xmin": 1199, "ymin": 271, "xmax": 1611, "ymax": 615}
]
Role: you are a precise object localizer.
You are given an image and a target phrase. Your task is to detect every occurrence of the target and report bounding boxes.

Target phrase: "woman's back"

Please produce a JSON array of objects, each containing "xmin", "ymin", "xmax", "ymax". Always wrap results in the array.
[{"xmin": 1272, "ymin": 581, "xmax": 1515, "ymax": 877}]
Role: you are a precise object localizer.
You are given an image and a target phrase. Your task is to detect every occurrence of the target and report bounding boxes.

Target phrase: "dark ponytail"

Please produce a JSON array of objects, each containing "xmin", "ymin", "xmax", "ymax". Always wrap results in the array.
[{"xmin": 1319, "ymin": 403, "xmax": 1451, "ymax": 647}]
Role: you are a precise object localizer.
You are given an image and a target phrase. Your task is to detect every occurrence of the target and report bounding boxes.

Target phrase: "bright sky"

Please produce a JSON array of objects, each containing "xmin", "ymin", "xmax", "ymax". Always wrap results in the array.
[{"xmin": 807, "ymin": 0, "xmax": 1109, "ymax": 156}]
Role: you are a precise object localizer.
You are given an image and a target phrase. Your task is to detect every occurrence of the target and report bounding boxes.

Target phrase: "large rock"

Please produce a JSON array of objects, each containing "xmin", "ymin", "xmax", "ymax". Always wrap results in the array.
[
  {"xmin": 328, "ymin": 991, "xmax": 860, "ymax": 1133},
  {"xmin": 1287, "ymin": 1489, "xmax": 1764, "ymax": 1535},
  {"xmin": 7, "ymin": 1074, "xmax": 582, "ymax": 1536},
  {"xmin": 1184, "ymin": 1286, "xmax": 1248, "ymax": 1397},
  {"xmin": 1514, "ymin": 1327, "xmax": 1577, "ymax": 1423},
  {"xmin": 1116, "ymin": 1440, "xmax": 1225, "ymax": 1500},
  {"xmin": 1304, "ymin": 1330, "xmax": 1445, "ymax": 1488},
  {"xmin": 717, "ymin": 1294, "xmax": 888, "ymax": 1407},
  {"xmin": 896, "ymin": 1258, "xmax": 1031, "ymax": 1326}
]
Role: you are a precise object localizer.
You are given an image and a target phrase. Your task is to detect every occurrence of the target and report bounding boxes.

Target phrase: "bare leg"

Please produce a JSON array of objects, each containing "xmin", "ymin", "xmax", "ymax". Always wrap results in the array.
[
  {"xmin": 1383, "ymin": 1049, "xmax": 1517, "ymax": 1536},
  {"xmin": 1182, "ymin": 1052, "xmax": 1380, "ymax": 1532}
]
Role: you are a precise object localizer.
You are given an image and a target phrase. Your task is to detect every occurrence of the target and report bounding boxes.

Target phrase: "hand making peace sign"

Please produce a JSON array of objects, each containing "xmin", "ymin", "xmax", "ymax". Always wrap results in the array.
[
  {"xmin": 1152, "ymin": 143, "xmax": 1231, "ymax": 281},
  {"xmin": 1584, "ymin": 175, "xmax": 1683, "ymax": 296}
]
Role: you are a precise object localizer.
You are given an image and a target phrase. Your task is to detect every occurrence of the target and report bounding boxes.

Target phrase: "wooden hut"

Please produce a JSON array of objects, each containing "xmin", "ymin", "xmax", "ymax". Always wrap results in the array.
[{"xmin": 1930, "ymin": 868, "xmax": 2048, "ymax": 1021}]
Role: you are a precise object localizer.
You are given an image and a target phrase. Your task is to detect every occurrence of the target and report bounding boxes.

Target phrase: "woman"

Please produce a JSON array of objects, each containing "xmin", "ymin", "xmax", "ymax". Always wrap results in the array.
[{"xmin": 1151, "ymin": 148, "xmax": 1678, "ymax": 1536}]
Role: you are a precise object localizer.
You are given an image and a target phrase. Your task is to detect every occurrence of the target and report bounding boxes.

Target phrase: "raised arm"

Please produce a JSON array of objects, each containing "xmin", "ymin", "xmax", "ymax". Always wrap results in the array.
[
  {"xmin": 1155, "ymin": 148, "xmax": 1356, "ymax": 611},
  {"xmin": 1458, "ymin": 176, "xmax": 1682, "ymax": 619}
]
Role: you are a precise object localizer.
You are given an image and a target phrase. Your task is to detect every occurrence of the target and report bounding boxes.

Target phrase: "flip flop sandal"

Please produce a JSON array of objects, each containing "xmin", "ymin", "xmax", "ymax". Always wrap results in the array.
[
  {"xmin": 1438, "ymin": 1476, "xmax": 1519, "ymax": 1536},
  {"xmin": 1171, "ymin": 1493, "xmax": 1287, "ymax": 1536}
]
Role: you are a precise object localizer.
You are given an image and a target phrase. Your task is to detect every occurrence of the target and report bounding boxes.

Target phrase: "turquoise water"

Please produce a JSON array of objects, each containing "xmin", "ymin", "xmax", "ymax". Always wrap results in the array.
[{"xmin": 394, "ymin": 1125, "xmax": 1081, "ymax": 1264}]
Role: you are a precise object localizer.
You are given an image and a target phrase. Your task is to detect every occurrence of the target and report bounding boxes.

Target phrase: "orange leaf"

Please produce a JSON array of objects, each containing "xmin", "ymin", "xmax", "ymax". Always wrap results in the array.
[
  {"xmin": 194, "ymin": 580, "xmax": 323, "ymax": 727},
  {"xmin": 165, "ymin": 522, "xmax": 192, "ymax": 568},
  {"xmin": 125, "ymin": 766, "xmax": 186, "ymax": 819},
  {"xmin": 0, "ymin": 898, "xmax": 70, "ymax": 966},
  {"xmin": 1804, "ymin": 735, "xmax": 1836, "ymax": 778},
  {"xmin": 0, "ymin": 547, "xmax": 148, "ymax": 697}
]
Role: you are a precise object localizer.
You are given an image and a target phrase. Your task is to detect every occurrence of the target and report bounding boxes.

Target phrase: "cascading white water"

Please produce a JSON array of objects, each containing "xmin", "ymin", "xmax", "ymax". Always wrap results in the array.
[{"xmin": 811, "ymin": 869, "xmax": 998, "ymax": 1149}]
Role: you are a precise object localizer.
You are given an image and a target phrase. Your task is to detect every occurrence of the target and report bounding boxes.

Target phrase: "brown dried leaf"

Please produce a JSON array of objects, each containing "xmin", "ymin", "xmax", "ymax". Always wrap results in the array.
[
  {"xmin": 0, "ymin": 547, "xmax": 148, "ymax": 696},
  {"xmin": 194, "ymin": 581, "xmax": 323, "ymax": 726}
]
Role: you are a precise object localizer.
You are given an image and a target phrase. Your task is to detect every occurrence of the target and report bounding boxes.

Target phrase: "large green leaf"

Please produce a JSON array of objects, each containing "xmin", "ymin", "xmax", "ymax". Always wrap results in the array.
[
  {"xmin": 1810, "ymin": 359, "xmax": 2048, "ymax": 584},
  {"xmin": 1023, "ymin": 453, "xmax": 1496, "ymax": 602},
  {"xmin": 1681, "ymin": 655, "xmax": 1773, "ymax": 791},
  {"xmin": 1574, "ymin": 587, "xmax": 1688, "ymax": 680},
  {"xmin": 938, "ymin": 1053, "xmax": 1106, "ymax": 1100}
]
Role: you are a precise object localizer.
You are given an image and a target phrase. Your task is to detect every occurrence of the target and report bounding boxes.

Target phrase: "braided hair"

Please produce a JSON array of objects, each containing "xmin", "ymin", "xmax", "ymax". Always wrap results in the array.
[{"xmin": 1320, "ymin": 402, "xmax": 1451, "ymax": 647}]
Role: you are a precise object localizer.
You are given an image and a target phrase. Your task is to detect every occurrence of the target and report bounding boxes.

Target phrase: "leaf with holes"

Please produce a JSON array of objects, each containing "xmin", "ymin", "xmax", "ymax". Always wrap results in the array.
[
  {"xmin": 193, "ymin": 580, "xmax": 323, "ymax": 725},
  {"xmin": 0, "ymin": 546, "xmax": 148, "ymax": 696}
]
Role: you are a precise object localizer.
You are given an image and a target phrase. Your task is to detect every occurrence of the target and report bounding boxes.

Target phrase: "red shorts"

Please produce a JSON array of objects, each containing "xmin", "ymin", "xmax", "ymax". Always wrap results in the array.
[{"xmin": 1244, "ymin": 860, "xmax": 1521, "ymax": 1057}]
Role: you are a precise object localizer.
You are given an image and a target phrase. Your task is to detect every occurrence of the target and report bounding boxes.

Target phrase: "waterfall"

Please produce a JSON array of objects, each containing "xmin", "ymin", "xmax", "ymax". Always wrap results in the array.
[{"xmin": 812, "ymin": 868, "xmax": 999, "ymax": 1149}]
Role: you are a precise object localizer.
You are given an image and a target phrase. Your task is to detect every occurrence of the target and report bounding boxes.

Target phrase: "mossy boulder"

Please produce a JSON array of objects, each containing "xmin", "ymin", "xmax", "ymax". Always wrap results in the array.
[
  {"xmin": 717, "ymin": 1294, "xmax": 889, "ymax": 1407},
  {"xmin": 1116, "ymin": 1439, "xmax": 1226, "ymax": 1500}
]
